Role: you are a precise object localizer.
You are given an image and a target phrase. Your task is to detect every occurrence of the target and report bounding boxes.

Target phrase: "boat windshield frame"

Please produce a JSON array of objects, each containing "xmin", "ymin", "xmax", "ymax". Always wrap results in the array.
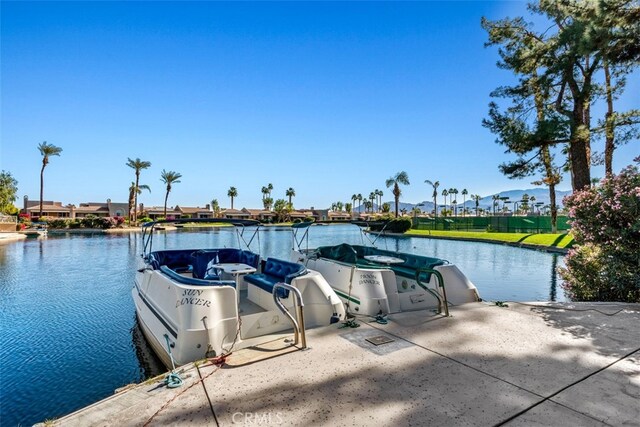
[
  {"xmin": 290, "ymin": 220, "xmax": 391, "ymax": 252},
  {"xmin": 141, "ymin": 218, "xmax": 262, "ymax": 258}
]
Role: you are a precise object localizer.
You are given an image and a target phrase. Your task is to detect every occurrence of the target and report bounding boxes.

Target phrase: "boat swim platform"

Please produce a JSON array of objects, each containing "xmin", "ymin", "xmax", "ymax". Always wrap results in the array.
[{"xmin": 48, "ymin": 302, "xmax": 639, "ymax": 426}]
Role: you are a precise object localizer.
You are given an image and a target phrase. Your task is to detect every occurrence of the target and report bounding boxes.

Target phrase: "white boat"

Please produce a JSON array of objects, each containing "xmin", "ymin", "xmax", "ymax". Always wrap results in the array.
[
  {"xmin": 291, "ymin": 221, "xmax": 480, "ymax": 317},
  {"xmin": 23, "ymin": 223, "xmax": 48, "ymax": 237},
  {"xmin": 133, "ymin": 218, "xmax": 346, "ymax": 368}
]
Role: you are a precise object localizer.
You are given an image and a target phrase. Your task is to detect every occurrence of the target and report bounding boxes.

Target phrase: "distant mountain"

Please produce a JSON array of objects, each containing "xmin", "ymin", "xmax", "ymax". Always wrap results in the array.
[{"xmin": 368, "ymin": 188, "xmax": 572, "ymax": 214}]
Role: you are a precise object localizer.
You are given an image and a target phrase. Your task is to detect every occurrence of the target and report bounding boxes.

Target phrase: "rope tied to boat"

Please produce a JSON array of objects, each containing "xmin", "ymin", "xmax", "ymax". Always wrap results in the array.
[
  {"xmin": 163, "ymin": 334, "xmax": 183, "ymax": 388},
  {"xmin": 375, "ymin": 313, "xmax": 388, "ymax": 324}
]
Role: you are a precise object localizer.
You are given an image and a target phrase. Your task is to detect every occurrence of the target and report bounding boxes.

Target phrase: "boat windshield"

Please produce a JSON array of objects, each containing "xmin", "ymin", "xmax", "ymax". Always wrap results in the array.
[
  {"xmin": 290, "ymin": 220, "xmax": 391, "ymax": 252},
  {"xmin": 141, "ymin": 218, "xmax": 262, "ymax": 257}
]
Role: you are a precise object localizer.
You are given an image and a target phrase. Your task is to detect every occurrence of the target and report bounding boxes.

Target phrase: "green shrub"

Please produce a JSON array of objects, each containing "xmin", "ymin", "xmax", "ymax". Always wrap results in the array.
[
  {"xmin": 68, "ymin": 220, "xmax": 82, "ymax": 229},
  {"xmin": 559, "ymin": 163, "xmax": 640, "ymax": 303},
  {"xmin": 48, "ymin": 219, "xmax": 68, "ymax": 229}
]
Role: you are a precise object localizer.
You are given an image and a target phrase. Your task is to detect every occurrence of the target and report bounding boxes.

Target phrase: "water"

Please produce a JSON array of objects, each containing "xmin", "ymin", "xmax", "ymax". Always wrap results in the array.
[{"xmin": 0, "ymin": 226, "xmax": 565, "ymax": 425}]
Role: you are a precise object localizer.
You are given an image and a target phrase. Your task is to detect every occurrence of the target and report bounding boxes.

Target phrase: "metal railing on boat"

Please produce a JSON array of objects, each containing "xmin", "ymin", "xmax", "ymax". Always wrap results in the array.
[
  {"xmin": 415, "ymin": 268, "xmax": 450, "ymax": 317},
  {"xmin": 272, "ymin": 283, "xmax": 307, "ymax": 349}
]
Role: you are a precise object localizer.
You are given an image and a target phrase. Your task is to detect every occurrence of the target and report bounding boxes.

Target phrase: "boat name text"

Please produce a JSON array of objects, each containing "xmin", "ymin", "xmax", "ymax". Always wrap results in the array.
[
  {"xmin": 176, "ymin": 289, "xmax": 211, "ymax": 308},
  {"xmin": 359, "ymin": 273, "xmax": 380, "ymax": 286}
]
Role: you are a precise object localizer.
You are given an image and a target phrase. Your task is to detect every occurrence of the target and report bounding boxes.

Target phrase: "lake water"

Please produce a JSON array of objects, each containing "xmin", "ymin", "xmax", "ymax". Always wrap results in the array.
[{"xmin": 0, "ymin": 225, "xmax": 565, "ymax": 426}]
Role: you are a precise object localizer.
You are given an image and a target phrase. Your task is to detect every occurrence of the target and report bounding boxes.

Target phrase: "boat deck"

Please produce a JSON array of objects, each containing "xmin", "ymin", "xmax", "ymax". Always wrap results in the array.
[{"xmin": 49, "ymin": 302, "xmax": 640, "ymax": 426}]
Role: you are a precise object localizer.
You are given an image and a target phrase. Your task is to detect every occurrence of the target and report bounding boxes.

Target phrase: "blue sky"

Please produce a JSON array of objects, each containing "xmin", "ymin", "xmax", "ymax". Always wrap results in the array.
[{"xmin": 1, "ymin": 1, "xmax": 637, "ymax": 210}]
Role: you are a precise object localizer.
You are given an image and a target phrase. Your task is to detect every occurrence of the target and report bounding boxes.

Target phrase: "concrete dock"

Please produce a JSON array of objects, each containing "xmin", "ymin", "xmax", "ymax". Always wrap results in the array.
[{"xmin": 52, "ymin": 302, "xmax": 639, "ymax": 426}]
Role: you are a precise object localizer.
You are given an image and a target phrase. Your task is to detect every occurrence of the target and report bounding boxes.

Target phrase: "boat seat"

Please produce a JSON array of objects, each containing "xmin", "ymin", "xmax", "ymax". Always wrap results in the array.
[
  {"xmin": 149, "ymin": 250, "xmax": 196, "ymax": 271},
  {"xmin": 159, "ymin": 266, "xmax": 236, "ymax": 287},
  {"xmin": 190, "ymin": 250, "xmax": 220, "ymax": 279},
  {"xmin": 244, "ymin": 257, "xmax": 307, "ymax": 298}
]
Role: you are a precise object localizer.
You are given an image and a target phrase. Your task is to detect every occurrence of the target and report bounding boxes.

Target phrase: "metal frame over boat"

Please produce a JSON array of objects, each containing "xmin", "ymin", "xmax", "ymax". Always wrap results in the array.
[
  {"xmin": 133, "ymin": 218, "xmax": 345, "ymax": 368},
  {"xmin": 291, "ymin": 221, "xmax": 481, "ymax": 317}
]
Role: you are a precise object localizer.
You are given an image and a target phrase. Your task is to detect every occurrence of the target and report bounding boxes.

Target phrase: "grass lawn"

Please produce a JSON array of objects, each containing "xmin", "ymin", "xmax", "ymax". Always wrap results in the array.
[{"xmin": 405, "ymin": 229, "xmax": 574, "ymax": 249}]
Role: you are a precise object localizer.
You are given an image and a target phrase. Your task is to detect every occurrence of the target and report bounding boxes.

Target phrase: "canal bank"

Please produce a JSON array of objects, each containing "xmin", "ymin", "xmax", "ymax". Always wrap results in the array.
[
  {"xmin": 402, "ymin": 230, "xmax": 573, "ymax": 254},
  {"xmin": 47, "ymin": 301, "xmax": 639, "ymax": 426}
]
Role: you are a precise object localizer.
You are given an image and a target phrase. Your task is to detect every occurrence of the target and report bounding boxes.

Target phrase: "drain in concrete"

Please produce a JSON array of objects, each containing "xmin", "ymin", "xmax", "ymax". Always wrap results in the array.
[
  {"xmin": 365, "ymin": 335, "xmax": 395, "ymax": 346},
  {"xmin": 340, "ymin": 330, "xmax": 412, "ymax": 355}
]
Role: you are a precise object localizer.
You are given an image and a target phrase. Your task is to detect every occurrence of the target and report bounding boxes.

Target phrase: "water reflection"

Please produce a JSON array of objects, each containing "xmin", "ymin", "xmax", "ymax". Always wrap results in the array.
[
  {"xmin": 130, "ymin": 316, "xmax": 165, "ymax": 379},
  {"xmin": 549, "ymin": 253, "xmax": 559, "ymax": 301}
]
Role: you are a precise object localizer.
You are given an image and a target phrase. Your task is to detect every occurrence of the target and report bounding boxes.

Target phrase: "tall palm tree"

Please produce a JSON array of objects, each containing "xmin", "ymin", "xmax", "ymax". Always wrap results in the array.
[
  {"xmin": 351, "ymin": 194, "xmax": 358, "ymax": 217},
  {"xmin": 267, "ymin": 183, "xmax": 273, "ymax": 198},
  {"xmin": 461, "ymin": 189, "xmax": 468, "ymax": 217},
  {"xmin": 160, "ymin": 170, "xmax": 182, "ymax": 217},
  {"xmin": 261, "ymin": 186, "xmax": 269, "ymax": 201},
  {"xmin": 286, "ymin": 187, "xmax": 296, "ymax": 207},
  {"xmin": 227, "ymin": 187, "xmax": 238, "ymax": 210},
  {"xmin": 211, "ymin": 199, "xmax": 220, "ymax": 218},
  {"xmin": 425, "ymin": 180, "xmax": 440, "ymax": 218},
  {"xmin": 450, "ymin": 188, "xmax": 458, "ymax": 216},
  {"xmin": 129, "ymin": 182, "xmax": 150, "ymax": 222},
  {"xmin": 385, "ymin": 171, "xmax": 410, "ymax": 218},
  {"xmin": 37, "ymin": 142, "xmax": 63, "ymax": 218},
  {"xmin": 263, "ymin": 197, "xmax": 273, "ymax": 211},
  {"xmin": 356, "ymin": 194, "xmax": 363, "ymax": 213},
  {"xmin": 472, "ymin": 194, "xmax": 481, "ymax": 216},
  {"xmin": 369, "ymin": 192, "xmax": 376, "ymax": 212},
  {"xmin": 442, "ymin": 189, "xmax": 449, "ymax": 216},
  {"xmin": 376, "ymin": 190, "xmax": 383, "ymax": 213},
  {"xmin": 492, "ymin": 195, "xmax": 500, "ymax": 215},
  {"xmin": 126, "ymin": 157, "xmax": 152, "ymax": 222}
]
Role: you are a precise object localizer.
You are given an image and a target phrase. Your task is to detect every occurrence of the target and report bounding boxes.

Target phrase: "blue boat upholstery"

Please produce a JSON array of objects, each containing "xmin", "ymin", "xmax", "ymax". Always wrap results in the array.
[
  {"xmin": 244, "ymin": 258, "xmax": 307, "ymax": 298},
  {"xmin": 148, "ymin": 250, "xmax": 195, "ymax": 271},
  {"xmin": 159, "ymin": 266, "xmax": 236, "ymax": 287},
  {"xmin": 190, "ymin": 250, "xmax": 220, "ymax": 279},
  {"xmin": 149, "ymin": 248, "xmax": 261, "ymax": 280}
]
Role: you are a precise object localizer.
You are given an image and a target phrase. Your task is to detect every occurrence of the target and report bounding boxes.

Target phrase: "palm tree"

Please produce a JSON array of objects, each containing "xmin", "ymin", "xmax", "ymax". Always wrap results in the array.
[
  {"xmin": 461, "ymin": 189, "xmax": 468, "ymax": 217},
  {"xmin": 267, "ymin": 183, "xmax": 273, "ymax": 198},
  {"xmin": 336, "ymin": 201, "xmax": 343, "ymax": 211},
  {"xmin": 356, "ymin": 194, "xmax": 363, "ymax": 213},
  {"xmin": 369, "ymin": 192, "xmax": 376, "ymax": 212},
  {"xmin": 472, "ymin": 194, "xmax": 481, "ymax": 216},
  {"xmin": 129, "ymin": 182, "xmax": 150, "ymax": 222},
  {"xmin": 263, "ymin": 197, "xmax": 273, "ymax": 211},
  {"xmin": 425, "ymin": 180, "xmax": 440, "ymax": 218},
  {"xmin": 37, "ymin": 142, "xmax": 63, "ymax": 218},
  {"xmin": 227, "ymin": 187, "xmax": 238, "ymax": 209},
  {"xmin": 126, "ymin": 157, "xmax": 152, "ymax": 222},
  {"xmin": 376, "ymin": 190, "xmax": 383, "ymax": 213},
  {"xmin": 492, "ymin": 194, "xmax": 500, "ymax": 215},
  {"xmin": 261, "ymin": 186, "xmax": 269, "ymax": 201},
  {"xmin": 351, "ymin": 194, "xmax": 358, "ymax": 218},
  {"xmin": 160, "ymin": 170, "xmax": 182, "ymax": 217},
  {"xmin": 442, "ymin": 189, "xmax": 449, "ymax": 216},
  {"xmin": 211, "ymin": 199, "xmax": 220, "ymax": 218},
  {"xmin": 286, "ymin": 187, "xmax": 296, "ymax": 207},
  {"xmin": 385, "ymin": 171, "xmax": 410, "ymax": 218}
]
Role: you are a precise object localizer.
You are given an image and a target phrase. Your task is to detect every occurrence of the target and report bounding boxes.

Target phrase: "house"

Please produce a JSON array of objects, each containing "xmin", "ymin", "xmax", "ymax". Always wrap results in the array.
[
  {"xmin": 72, "ymin": 200, "xmax": 128, "ymax": 218},
  {"xmin": 328, "ymin": 210, "xmax": 351, "ymax": 221},
  {"xmin": 140, "ymin": 204, "xmax": 213, "ymax": 220},
  {"xmin": 220, "ymin": 208, "xmax": 251, "ymax": 219},
  {"xmin": 23, "ymin": 196, "xmax": 72, "ymax": 218},
  {"xmin": 22, "ymin": 196, "xmax": 128, "ymax": 219},
  {"xmin": 241, "ymin": 208, "xmax": 276, "ymax": 222}
]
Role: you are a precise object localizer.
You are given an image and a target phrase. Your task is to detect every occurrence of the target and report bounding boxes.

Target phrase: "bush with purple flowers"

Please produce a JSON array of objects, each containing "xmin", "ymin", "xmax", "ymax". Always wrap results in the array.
[{"xmin": 559, "ymin": 162, "xmax": 640, "ymax": 302}]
